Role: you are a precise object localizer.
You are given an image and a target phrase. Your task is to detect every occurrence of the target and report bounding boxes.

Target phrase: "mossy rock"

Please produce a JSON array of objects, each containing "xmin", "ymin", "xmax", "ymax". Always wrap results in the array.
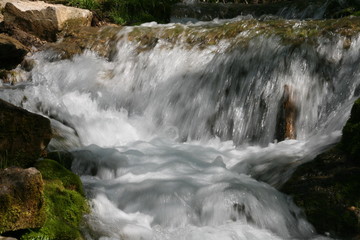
[
  {"xmin": 282, "ymin": 147, "xmax": 360, "ymax": 238},
  {"xmin": 341, "ymin": 98, "xmax": 360, "ymax": 161},
  {"xmin": 125, "ymin": 17, "xmax": 360, "ymax": 51},
  {"xmin": 282, "ymin": 99, "xmax": 360, "ymax": 239},
  {"xmin": 0, "ymin": 168, "xmax": 46, "ymax": 234},
  {"xmin": 20, "ymin": 159, "xmax": 89, "ymax": 240},
  {"xmin": 0, "ymin": 99, "xmax": 52, "ymax": 169},
  {"xmin": 35, "ymin": 159, "xmax": 84, "ymax": 195},
  {"xmin": 47, "ymin": 151, "xmax": 74, "ymax": 171},
  {"xmin": 20, "ymin": 181, "xmax": 88, "ymax": 240}
]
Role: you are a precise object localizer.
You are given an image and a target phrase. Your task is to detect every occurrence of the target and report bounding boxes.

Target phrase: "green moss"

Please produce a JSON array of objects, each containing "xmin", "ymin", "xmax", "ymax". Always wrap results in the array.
[
  {"xmin": 20, "ymin": 181, "xmax": 89, "ymax": 240},
  {"xmin": 35, "ymin": 159, "xmax": 84, "ymax": 195},
  {"xmin": 20, "ymin": 160, "xmax": 89, "ymax": 240},
  {"xmin": 124, "ymin": 17, "xmax": 360, "ymax": 51},
  {"xmin": 0, "ymin": 168, "xmax": 46, "ymax": 234},
  {"xmin": 0, "ymin": 204, "xmax": 22, "ymax": 233}
]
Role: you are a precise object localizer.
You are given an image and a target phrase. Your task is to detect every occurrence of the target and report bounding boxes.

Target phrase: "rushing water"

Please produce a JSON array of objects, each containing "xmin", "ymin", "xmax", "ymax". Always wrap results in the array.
[{"xmin": 1, "ymin": 17, "xmax": 360, "ymax": 240}]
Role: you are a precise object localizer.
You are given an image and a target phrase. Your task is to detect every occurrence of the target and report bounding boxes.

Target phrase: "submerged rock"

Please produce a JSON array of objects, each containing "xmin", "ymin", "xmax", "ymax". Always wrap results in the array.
[
  {"xmin": 282, "ymin": 98, "xmax": 360, "ymax": 239},
  {"xmin": 0, "ymin": 99, "xmax": 52, "ymax": 168},
  {"xmin": 3, "ymin": 0, "xmax": 92, "ymax": 41},
  {"xmin": 0, "ymin": 33, "xmax": 28, "ymax": 70},
  {"xmin": 0, "ymin": 167, "xmax": 46, "ymax": 234}
]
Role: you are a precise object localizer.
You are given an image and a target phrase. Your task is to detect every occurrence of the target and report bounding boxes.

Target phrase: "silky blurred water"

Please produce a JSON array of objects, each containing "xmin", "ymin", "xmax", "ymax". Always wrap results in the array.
[{"xmin": 1, "ymin": 19, "xmax": 360, "ymax": 239}]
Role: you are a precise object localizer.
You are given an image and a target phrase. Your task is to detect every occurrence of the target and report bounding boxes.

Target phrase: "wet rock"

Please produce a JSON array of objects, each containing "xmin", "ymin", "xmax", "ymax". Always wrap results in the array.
[
  {"xmin": 341, "ymin": 98, "xmax": 360, "ymax": 161},
  {"xmin": 0, "ymin": 33, "xmax": 28, "ymax": 70},
  {"xmin": 47, "ymin": 150, "xmax": 74, "ymax": 170},
  {"xmin": 282, "ymin": 98, "xmax": 360, "ymax": 239},
  {"xmin": 0, "ymin": 167, "xmax": 46, "ymax": 234},
  {"xmin": 0, "ymin": 99, "xmax": 52, "ymax": 168},
  {"xmin": 3, "ymin": 0, "xmax": 92, "ymax": 41},
  {"xmin": 0, "ymin": 22, "xmax": 47, "ymax": 50},
  {"xmin": 45, "ymin": 25, "xmax": 120, "ymax": 60}
]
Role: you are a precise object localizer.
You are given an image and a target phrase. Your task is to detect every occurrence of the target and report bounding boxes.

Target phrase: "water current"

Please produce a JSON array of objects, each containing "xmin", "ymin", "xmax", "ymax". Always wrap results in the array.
[{"xmin": 1, "ymin": 13, "xmax": 360, "ymax": 240}]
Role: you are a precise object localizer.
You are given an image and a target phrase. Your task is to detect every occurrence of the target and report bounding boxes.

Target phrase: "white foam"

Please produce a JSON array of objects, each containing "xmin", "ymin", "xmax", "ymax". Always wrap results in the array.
[{"xmin": 1, "ymin": 22, "xmax": 359, "ymax": 240}]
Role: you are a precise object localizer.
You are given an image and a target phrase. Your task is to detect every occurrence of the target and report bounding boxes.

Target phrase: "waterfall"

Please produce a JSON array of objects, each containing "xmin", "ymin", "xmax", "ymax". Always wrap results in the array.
[{"xmin": 1, "ymin": 17, "xmax": 360, "ymax": 239}]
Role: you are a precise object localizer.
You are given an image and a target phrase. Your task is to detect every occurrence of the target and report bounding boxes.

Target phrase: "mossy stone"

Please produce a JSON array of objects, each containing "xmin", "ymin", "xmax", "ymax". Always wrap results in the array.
[
  {"xmin": 282, "ymin": 99, "xmax": 360, "ymax": 239},
  {"xmin": 341, "ymin": 98, "xmax": 360, "ymax": 161},
  {"xmin": 35, "ymin": 159, "xmax": 84, "ymax": 195},
  {"xmin": 20, "ymin": 159, "xmax": 89, "ymax": 240},
  {"xmin": 47, "ymin": 151, "xmax": 74, "ymax": 171},
  {"xmin": 0, "ymin": 168, "xmax": 46, "ymax": 234}
]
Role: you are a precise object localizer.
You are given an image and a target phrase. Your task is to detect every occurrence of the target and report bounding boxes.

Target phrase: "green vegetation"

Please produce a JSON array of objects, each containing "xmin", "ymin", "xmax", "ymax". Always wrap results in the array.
[
  {"xmin": 35, "ymin": 159, "xmax": 84, "ymax": 195},
  {"xmin": 124, "ymin": 17, "xmax": 360, "ymax": 50},
  {"xmin": 68, "ymin": 0, "xmax": 179, "ymax": 25},
  {"xmin": 20, "ymin": 159, "xmax": 89, "ymax": 240}
]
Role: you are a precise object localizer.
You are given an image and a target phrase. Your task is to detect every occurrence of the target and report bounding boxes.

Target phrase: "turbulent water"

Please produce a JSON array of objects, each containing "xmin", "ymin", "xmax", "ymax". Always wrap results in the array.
[{"xmin": 1, "ymin": 16, "xmax": 360, "ymax": 240}]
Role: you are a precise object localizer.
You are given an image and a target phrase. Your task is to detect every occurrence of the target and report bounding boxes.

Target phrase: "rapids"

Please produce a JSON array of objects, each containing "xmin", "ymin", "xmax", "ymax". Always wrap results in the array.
[{"xmin": 1, "ymin": 16, "xmax": 360, "ymax": 240}]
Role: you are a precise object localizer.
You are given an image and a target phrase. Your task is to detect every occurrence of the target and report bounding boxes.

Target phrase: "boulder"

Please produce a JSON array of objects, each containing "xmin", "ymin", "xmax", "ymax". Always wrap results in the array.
[
  {"xmin": 0, "ymin": 167, "xmax": 46, "ymax": 234},
  {"xmin": 282, "ymin": 98, "xmax": 360, "ymax": 239},
  {"xmin": 0, "ymin": 33, "xmax": 28, "ymax": 70},
  {"xmin": 0, "ymin": 99, "xmax": 52, "ymax": 168},
  {"xmin": 3, "ymin": 0, "xmax": 93, "ymax": 41},
  {"xmin": 341, "ymin": 98, "xmax": 360, "ymax": 161},
  {"xmin": 0, "ymin": 236, "xmax": 17, "ymax": 240},
  {"xmin": 19, "ymin": 159, "xmax": 88, "ymax": 240},
  {"xmin": 0, "ymin": 21, "xmax": 47, "ymax": 50}
]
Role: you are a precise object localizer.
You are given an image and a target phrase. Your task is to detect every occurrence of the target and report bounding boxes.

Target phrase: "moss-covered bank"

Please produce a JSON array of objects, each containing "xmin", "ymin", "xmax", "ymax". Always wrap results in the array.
[
  {"xmin": 19, "ymin": 159, "xmax": 89, "ymax": 240},
  {"xmin": 282, "ymin": 99, "xmax": 360, "ymax": 239},
  {"xmin": 47, "ymin": 16, "xmax": 360, "ymax": 60}
]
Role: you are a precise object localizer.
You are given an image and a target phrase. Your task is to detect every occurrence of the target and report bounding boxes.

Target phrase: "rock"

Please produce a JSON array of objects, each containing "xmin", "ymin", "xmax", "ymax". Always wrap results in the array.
[
  {"xmin": 35, "ymin": 159, "xmax": 83, "ymax": 194},
  {"xmin": 0, "ymin": 167, "xmax": 46, "ymax": 234},
  {"xmin": 47, "ymin": 150, "xmax": 74, "ymax": 170},
  {"xmin": 0, "ymin": 236, "xmax": 17, "ymax": 240},
  {"xmin": 282, "ymin": 98, "xmax": 360, "ymax": 239},
  {"xmin": 0, "ymin": 22, "xmax": 47, "ymax": 50},
  {"xmin": 45, "ymin": 25, "xmax": 120, "ymax": 60},
  {"xmin": 0, "ymin": 33, "xmax": 28, "ymax": 70},
  {"xmin": 3, "ymin": 0, "xmax": 93, "ymax": 41},
  {"xmin": 19, "ymin": 159, "xmax": 88, "ymax": 240},
  {"xmin": 0, "ymin": 99, "xmax": 52, "ymax": 168},
  {"xmin": 341, "ymin": 98, "xmax": 360, "ymax": 161}
]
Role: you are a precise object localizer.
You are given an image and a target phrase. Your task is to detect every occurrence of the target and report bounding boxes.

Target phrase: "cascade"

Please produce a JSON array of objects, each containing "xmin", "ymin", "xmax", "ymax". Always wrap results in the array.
[{"xmin": 1, "ymin": 15, "xmax": 360, "ymax": 240}]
